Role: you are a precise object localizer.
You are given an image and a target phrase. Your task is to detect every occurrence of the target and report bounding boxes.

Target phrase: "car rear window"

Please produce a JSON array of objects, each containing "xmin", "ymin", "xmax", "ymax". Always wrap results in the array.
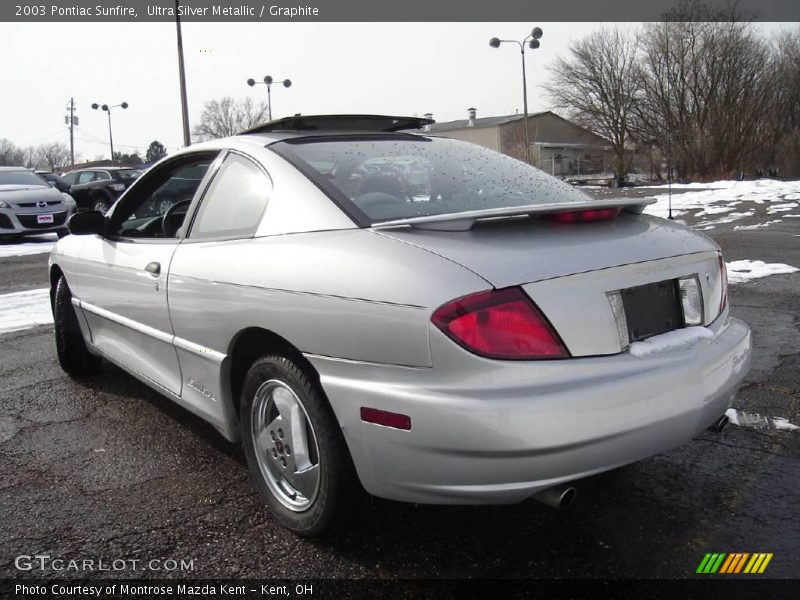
[
  {"xmin": 115, "ymin": 169, "xmax": 142, "ymax": 179},
  {"xmin": 271, "ymin": 136, "xmax": 593, "ymax": 225},
  {"xmin": 0, "ymin": 170, "xmax": 49, "ymax": 187}
]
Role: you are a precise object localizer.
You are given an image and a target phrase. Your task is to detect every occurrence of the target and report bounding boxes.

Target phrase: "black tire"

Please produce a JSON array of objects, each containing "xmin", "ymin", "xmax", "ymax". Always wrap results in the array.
[
  {"xmin": 240, "ymin": 355, "xmax": 356, "ymax": 537},
  {"xmin": 91, "ymin": 196, "xmax": 111, "ymax": 215},
  {"xmin": 56, "ymin": 229, "xmax": 69, "ymax": 239},
  {"xmin": 54, "ymin": 276, "xmax": 100, "ymax": 377}
]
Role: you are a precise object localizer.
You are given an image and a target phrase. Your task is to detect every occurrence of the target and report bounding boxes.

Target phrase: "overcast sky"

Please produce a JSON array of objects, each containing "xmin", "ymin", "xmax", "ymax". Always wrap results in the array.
[{"xmin": 2, "ymin": 21, "xmax": 795, "ymax": 161}]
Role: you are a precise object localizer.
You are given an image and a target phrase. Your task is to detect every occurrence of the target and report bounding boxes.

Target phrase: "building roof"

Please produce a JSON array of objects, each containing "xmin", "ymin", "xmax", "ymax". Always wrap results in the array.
[{"xmin": 428, "ymin": 111, "xmax": 551, "ymax": 133}]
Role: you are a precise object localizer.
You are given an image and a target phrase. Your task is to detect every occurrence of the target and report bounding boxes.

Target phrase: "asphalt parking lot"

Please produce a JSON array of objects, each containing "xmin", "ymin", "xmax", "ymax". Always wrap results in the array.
[{"xmin": 0, "ymin": 191, "xmax": 797, "ymax": 581}]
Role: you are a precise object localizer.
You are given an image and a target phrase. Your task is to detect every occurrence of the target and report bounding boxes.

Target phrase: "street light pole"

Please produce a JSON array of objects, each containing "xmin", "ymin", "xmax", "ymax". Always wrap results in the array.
[
  {"xmin": 520, "ymin": 46, "xmax": 529, "ymax": 165},
  {"xmin": 247, "ymin": 75, "xmax": 292, "ymax": 121},
  {"xmin": 91, "ymin": 101, "xmax": 128, "ymax": 164},
  {"xmin": 489, "ymin": 27, "xmax": 543, "ymax": 165},
  {"xmin": 106, "ymin": 110, "xmax": 114, "ymax": 164},
  {"xmin": 175, "ymin": 0, "xmax": 191, "ymax": 147}
]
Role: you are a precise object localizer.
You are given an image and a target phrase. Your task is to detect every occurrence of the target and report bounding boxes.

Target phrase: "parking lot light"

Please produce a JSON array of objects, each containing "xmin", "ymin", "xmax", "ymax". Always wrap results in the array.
[
  {"xmin": 489, "ymin": 27, "xmax": 544, "ymax": 165},
  {"xmin": 246, "ymin": 75, "xmax": 292, "ymax": 121},
  {"xmin": 91, "ymin": 101, "xmax": 128, "ymax": 165}
]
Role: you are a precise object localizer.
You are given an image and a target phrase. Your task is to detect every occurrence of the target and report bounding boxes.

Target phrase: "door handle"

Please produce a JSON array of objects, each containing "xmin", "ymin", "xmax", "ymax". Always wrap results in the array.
[{"xmin": 145, "ymin": 262, "xmax": 161, "ymax": 276}]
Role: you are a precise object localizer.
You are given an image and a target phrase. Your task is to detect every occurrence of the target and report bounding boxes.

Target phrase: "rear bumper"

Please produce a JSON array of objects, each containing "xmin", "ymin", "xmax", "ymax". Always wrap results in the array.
[{"xmin": 309, "ymin": 316, "xmax": 751, "ymax": 504}]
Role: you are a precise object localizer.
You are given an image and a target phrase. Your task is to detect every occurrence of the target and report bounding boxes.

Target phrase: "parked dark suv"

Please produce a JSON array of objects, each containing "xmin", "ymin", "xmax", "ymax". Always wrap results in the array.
[
  {"xmin": 35, "ymin": 171, "xmax": 72, "ymax": 194},
  {"xmin": 61, "ymin": 167, "xmax": 142, "ymax": 214}
]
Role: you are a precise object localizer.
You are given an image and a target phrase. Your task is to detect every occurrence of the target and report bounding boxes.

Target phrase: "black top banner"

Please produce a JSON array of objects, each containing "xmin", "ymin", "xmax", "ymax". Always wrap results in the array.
[{"xmin": 4, "ymin": 0, "xmax": 800, "ymax": 22}]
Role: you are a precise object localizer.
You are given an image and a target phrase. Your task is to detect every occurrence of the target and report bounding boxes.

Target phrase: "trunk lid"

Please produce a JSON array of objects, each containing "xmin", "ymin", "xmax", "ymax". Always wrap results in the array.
[
  {"xmin": 375, "ymin": 213, "xmax": 725, "ymax": 357},
  {"xmin": 373, "ymin": 213, "xmax": 718, "ymax": 289}
]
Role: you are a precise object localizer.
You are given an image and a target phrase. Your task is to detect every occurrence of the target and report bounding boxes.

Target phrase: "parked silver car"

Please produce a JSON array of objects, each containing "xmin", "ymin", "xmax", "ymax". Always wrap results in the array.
[
  {"xmin": 0, "ymin": 167, "xmax": 76, "ymax": 239},
  {"xmin": 49, "ymin": 115, "xmax": 751, "ymax": 536}
]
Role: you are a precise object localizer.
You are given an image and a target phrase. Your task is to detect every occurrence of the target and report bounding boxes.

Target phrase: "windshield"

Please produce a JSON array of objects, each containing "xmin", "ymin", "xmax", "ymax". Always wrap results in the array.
[
  {"xmin": 272, "ymin": 136, "xmax": 593, "ymax": 224},
  {"xmin": 0, "ymin": 170, "xmax": 49, "ymax": 187}
]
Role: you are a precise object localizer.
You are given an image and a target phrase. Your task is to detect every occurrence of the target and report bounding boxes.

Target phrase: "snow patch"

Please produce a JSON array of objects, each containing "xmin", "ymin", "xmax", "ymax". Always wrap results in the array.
[
  {"xmin": 767, "ymin": 202, "xmax": 798, "ymax": 214},
  {"xmin": 694, "ymin": 205, "xmax": 735, "ymax": 217},
  {"xmin": 696, "ymin": 210, "xmax": 754, "ymax": 228},
  {"xmin": 733, "ymin": 220, "xmax": 782, "ymax": 231},
  {"xmin": 0, "ymin": 288, "xmax": 53, "ymax": 333},
  {"xmin": 726, "ymin": 260, "xmax": 799, "ymax": 284},
  {"xmin": 0, "ymin": 235, "xmax": 57, "ymax": 258},
  {"xmin": 643, "ymin": 178, "xmax": 800, "ymax": 220},
  {"xmin": 629, "ymin": 326, "xmax": 714, "ymax": 358},
  {"xmin": 725, "ymin": 409, "xmax": 799, "ymax": 432}
]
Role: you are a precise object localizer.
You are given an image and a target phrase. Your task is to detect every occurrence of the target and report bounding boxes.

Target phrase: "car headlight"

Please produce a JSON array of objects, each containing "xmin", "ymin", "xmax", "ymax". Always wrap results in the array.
[
  {"xmin": 62, "ymin": 193, "xmax": 76, "ymax": 207},
  {"xmin": 0, "ymin": 201, "xmax": 8, "ymax": 209},
  {"xmin": 109, "ymin": 183, "xmax": 125, "ymax": 192}
]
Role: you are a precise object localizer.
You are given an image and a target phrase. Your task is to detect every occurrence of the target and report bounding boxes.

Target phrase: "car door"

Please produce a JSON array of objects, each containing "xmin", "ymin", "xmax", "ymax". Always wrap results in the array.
[
  {"xmin": 74, "ymin": 152, "xmax": 221, "ymax": 395},
  {"xmin": 69, "ymin": 170, "xmax": 95, "ymax": 206},
  {"xmin": 166, "ymin": 151, "xmax": 272, "ymax": 425}
]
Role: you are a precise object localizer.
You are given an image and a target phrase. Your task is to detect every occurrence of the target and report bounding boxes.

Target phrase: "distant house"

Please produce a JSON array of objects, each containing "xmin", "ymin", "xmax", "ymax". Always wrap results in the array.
[{"xmin": 425, "ymin": 109, "xmax": 612, "ymax": 177}]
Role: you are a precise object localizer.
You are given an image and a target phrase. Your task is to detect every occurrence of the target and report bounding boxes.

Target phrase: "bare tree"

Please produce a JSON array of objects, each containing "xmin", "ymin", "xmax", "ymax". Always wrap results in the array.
[
  {"xmin": 767, "ymin": 27, "xmax": 800, "ymax": 176},
  {"xmin": 192, "ymin": 97, "xmax": 270, "ymax": 141},
  {"xmin": 636, "ymin": 1, "xmax": 778, "ymax": 179},
  {"xmin": 36, "ymin": 142, "xmax": 71, "ymax": 171},
  {"xmin": 545, "ymin": 26, "xmax": 643, "ymax": 185},
  {"xmin": 0, "ymin": 139, "xmax": 18, "ymax": 165}
]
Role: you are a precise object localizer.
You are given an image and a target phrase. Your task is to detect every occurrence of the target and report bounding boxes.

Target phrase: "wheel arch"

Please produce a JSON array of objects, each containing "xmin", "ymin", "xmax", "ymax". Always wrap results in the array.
[
  {"xmin": 49, "ymin": 264, "xmax": 65, "ymax": 312},
  {"xmin": 225, "ymin": 327, "xmax": 324, "ymax": 422}
]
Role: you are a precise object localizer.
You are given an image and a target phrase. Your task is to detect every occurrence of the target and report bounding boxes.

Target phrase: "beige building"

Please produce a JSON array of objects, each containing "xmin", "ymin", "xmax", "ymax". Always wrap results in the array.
[{"xmin": 425, "ymin": 109, "xmax": 612, "ymax": 177}]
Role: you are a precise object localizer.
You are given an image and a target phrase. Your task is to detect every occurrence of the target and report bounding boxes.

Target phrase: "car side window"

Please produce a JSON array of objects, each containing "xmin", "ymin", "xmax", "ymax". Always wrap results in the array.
[
  {"xmin": 77, "ymin": 171, "xmax": 94, "ymax": 184},
  {"xmin": 95, "ymin": 171, "xmax": 111, "ymax": 181},
  {"xmin": 106, "ymin": 153, "xmax": 218, "ymax": 240},
  {"xmin": 188, "ymin": 153, "xmax": 270, "ymax": 241},
  {"xmin": 62, "ymin": 172, "xmax": 78, "ymax": 185}
]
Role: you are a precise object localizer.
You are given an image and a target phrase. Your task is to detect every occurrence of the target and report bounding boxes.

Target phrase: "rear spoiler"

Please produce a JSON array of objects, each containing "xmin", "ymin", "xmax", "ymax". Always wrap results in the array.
[{"xmin": 370, "ymin": 198, "xmax": 656, "ymax": 231}]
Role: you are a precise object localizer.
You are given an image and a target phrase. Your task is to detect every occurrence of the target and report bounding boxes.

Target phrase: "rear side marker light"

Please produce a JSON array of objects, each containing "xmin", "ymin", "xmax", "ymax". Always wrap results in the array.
[
  {"xmin": 360, "ymin": 407, "xmax": 411, "ymax": 431},
  {"xmin": 678, "ymin": 276, "xmax": 704, "ymax": 326},
  {"xmin": 542, "ymin": 208, "xmax": 621, "ymax": 223},
  {"xmin": 432, "ymin": 287, "xmax": 569, "ymax": 360}
]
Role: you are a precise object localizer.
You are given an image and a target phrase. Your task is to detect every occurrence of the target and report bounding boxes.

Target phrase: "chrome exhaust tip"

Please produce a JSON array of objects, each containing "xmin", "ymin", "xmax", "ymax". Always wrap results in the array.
[
  {"xmin": 533, "ymin": 484, "xmax": 577, "ymax": 510},
  {"xmin": 707, "ymin": 415, "xmax": 730, "ymax": 433}
]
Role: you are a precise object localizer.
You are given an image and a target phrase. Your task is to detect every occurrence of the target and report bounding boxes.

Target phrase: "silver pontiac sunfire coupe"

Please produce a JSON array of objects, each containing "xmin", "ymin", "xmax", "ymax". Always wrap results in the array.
[{"xmin": 49, "ymin": 115, "xmax": 752, "ymax": 536}]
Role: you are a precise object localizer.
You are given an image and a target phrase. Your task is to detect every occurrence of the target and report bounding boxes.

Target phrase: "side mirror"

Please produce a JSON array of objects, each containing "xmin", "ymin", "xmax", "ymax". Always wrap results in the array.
[{"xmin": 68, "ymin": 211, "xmax": 106, "ymax": 235}]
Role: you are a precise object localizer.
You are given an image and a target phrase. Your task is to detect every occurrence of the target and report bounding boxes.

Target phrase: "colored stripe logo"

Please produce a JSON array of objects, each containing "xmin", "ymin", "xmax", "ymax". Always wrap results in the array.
[{"xmin": 696, "ymin": 552, "xmax": 773, "ymax": 574}]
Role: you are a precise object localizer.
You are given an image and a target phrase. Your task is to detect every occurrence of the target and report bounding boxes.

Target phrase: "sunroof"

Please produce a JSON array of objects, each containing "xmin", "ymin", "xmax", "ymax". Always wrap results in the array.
[{"xmin": 240, "ymin": 114, "xmax": 434, "ymax": 135}]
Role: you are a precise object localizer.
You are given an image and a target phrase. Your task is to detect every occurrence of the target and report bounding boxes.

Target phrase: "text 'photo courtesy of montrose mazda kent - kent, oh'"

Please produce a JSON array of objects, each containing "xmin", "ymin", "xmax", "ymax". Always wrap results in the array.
[{"xmin": 49, "ymin": 114, "xmax": 751, "ymax": 537}]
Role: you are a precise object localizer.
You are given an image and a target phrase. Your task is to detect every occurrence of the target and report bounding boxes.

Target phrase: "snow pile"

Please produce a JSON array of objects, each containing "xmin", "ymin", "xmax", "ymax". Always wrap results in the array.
[
  {"xmin": 643, "ymin": 178, "xmax": 800, "ymax": 220},
  {"xmin": 0, "ymin": 288, "xmax": 53, "ymax": 333},
  {"xmin": 0, "ymin": 236, "xmax": 56, "ymax": 258},
  {"xmin": 726, "ymin": 260, "xmax": 799, "ymax": 284},
  {"xmin": 629, "ymin": 326, "xmax": 714, "ymax": 358}
]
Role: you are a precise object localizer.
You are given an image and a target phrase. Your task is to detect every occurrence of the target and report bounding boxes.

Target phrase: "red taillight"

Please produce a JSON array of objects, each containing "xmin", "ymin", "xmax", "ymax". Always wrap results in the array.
[
  {"xmin": 360, "ymin": 407, "xmax": 411, "ymax": 430},
  {"xmin": 542, "ymin": 208, "xmax": 621, "ymax": 223},
  {"xmin": 718, "ymin": 252, "xmax": 728, "ymax": 313},
  {"xmin": 431, "ymin": 287, "xmax": 569, "ymax": 359}
]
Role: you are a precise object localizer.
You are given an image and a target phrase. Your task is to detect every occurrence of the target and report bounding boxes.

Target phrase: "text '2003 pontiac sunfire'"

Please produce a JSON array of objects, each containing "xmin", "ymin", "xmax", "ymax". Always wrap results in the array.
[{"xmin": 49, "ymin": 115, "xmax": 751, "ymax": 536}]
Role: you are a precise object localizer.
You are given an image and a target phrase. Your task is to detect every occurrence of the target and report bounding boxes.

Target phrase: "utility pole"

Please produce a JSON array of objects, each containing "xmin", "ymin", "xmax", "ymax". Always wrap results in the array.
[
  {"xmin": 65, "ymin": 98, "xmax": 77, "ymax": 166},
  {"xmin": 176, "ymin": 0, "xmax": 191, "ymax": 147}
]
